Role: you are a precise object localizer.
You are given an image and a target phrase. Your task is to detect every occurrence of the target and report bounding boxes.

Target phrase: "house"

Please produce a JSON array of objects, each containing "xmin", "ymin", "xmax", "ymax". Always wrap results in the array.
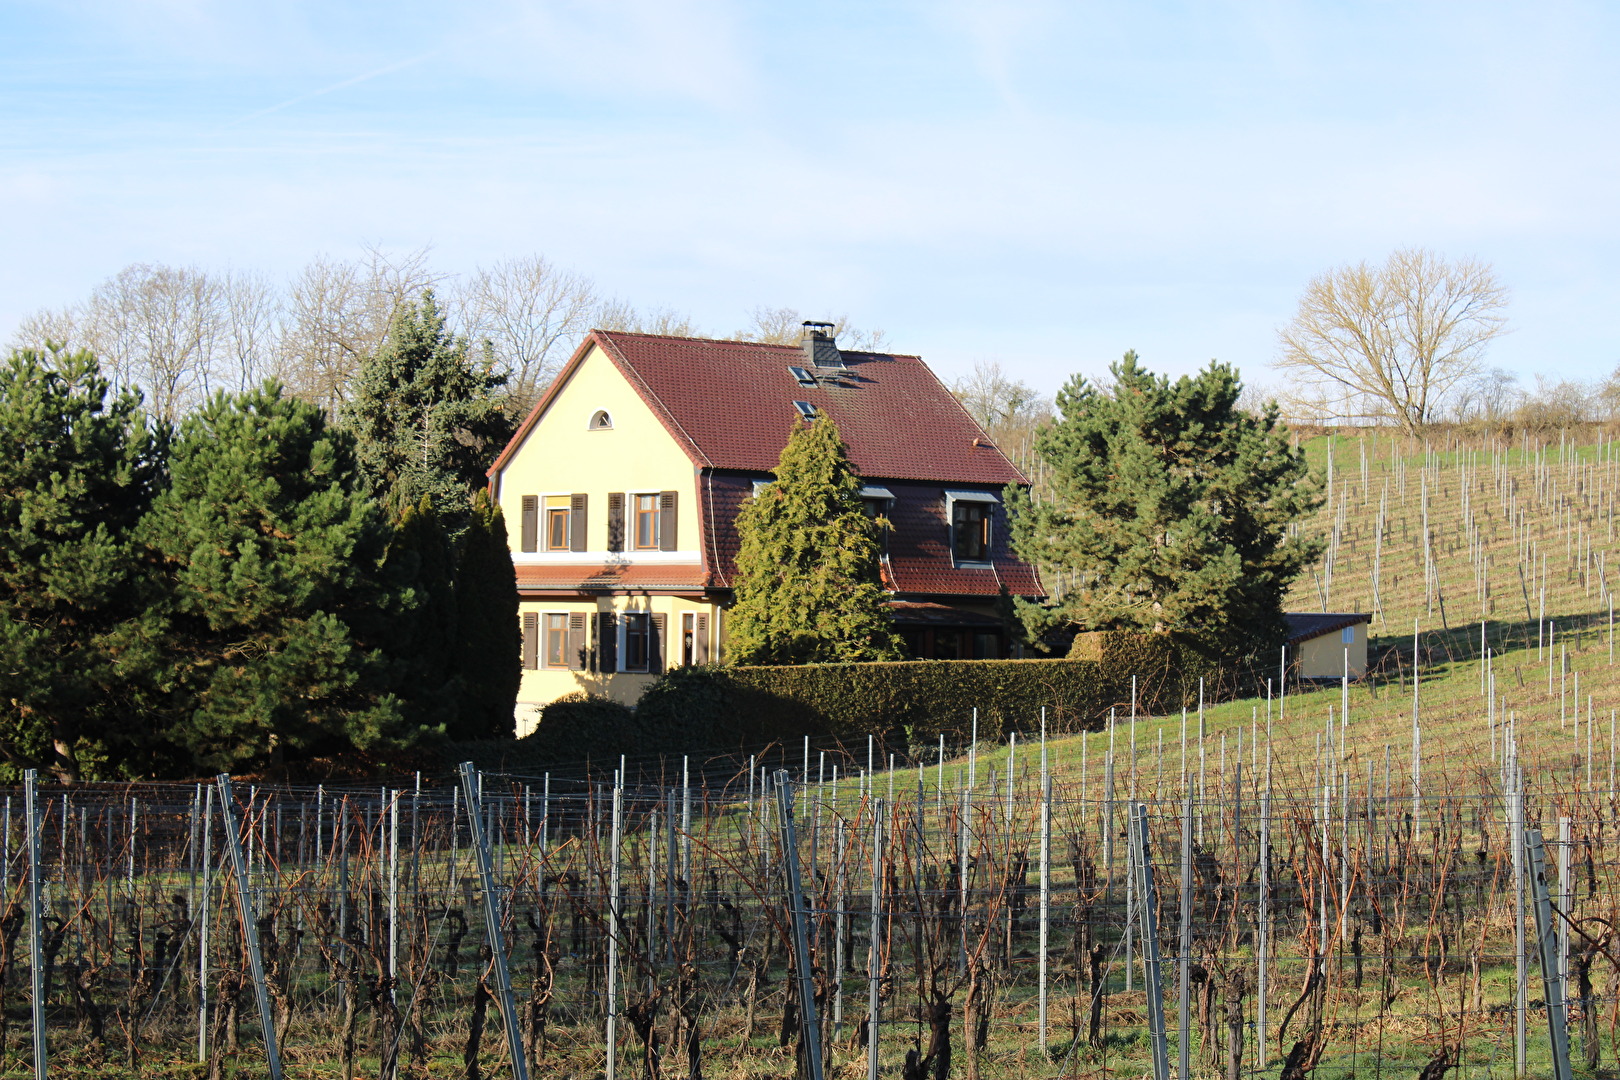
[
  {"xmin": 1285, "ymin": 612, "xmax": 1372, "ymax": 679},
  {"xmin": 487, "ymin": 324, "xmax": 1044, "ymax": 733}
]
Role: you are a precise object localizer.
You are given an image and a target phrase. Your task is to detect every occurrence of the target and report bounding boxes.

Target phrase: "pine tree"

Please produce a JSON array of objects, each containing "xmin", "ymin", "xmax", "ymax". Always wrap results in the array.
[
  {"xmin": 728, "ymin": 415, "xmax": 904, "ymax": 665},
  {"xmin": 343, "ymin": 291, "xmax": 513, "ymax": 534},
  {"xmin": 1007, "ymin": 352, "xmax": 1321, "ymax": 660},
  {"xmin": 140, "ymin": 382, "xmax": 418, "ymax": 772},
  {"xmin": 452, "ymin": 490, "xmax": 520, "ymax": 739},
  {"xmin": 0, "ymin": 346, "xmax": 165, "ymax": 781}
]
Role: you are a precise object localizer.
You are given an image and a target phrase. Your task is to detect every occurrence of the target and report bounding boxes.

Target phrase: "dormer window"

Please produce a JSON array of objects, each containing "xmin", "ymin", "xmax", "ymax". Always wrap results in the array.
[
  {"xmin": 589, "ymin": 410, "xmax": 613, "ymax": 430},
  {"xmin": 793, "ymin": 401, "xmax": 817, "ymax": 420},
  {"xmin": 945, "ymin": 490, "xmax": 998, "ymax": 565}
]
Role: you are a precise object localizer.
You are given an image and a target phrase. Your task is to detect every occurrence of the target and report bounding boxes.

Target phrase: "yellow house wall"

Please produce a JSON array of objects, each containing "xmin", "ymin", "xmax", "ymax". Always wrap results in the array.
[
  {"xmin": 513, "ymin": 594, "xmax": 723, "ymax": 736},
  {"xmin": 494, "ymin": 344, "xmax": 699, "ymax": 555},
  {"xmin": 1296, "ymin": 622, "xmax": 1369, "ymax": 679},
  {"xmin": 495, "ymin": 343, "xmax": 716, "ymax": 733}
]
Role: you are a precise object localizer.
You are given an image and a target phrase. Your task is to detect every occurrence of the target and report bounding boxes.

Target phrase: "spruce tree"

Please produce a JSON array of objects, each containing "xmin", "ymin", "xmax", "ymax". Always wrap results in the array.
[
  {"xmin": 0, "ymin": 346, "xmax": 165, "ymax": 780},
  {"xmin": 1007, "ymin": 352, "xmax": 1321, "ymax": 660},
  {"xmin": 343, "ymin": 290, "xmax": 513, "ymax": 534},
  {"xmin": 728, "ymin": 415, "xmax": 903, "ymax": 665},
  {"xmin": 141, "ymin": 382, "xmax": 418, "ymax": 771}
]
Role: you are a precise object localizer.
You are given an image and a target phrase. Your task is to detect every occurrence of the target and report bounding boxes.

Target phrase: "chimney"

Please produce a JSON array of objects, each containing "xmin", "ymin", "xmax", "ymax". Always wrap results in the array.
[{"xmin": 800, "ymin": 321, "xmax": 843, "ymax": 368}]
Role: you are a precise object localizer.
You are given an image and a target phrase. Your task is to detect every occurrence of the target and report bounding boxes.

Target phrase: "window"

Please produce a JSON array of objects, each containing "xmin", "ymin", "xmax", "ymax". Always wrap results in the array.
[
  {"xmin": 1341, "ymin": 626, "xmax": 1356, "ymax": 644},
  {"xmin": 544, "ymin": 613, "xmax": 568, "ymax": 667},
  {"xmin": 792, "ymin": 400, "xmax": 817, "ymax": 419},
  {"xmin": 634, "ymin": 493, "xmax": 660, "ymax": 549},
  {"xmin": 589, "ymin": 410, "xmax": 613, "ymax": 430},
  {"xmin": 623, "ymin": 613, "xmax": 651, "ymax": 672},
  {"xmin": 682, "ymin": 612, "xmax": 697, "ymax": 667},
  {"xmin": 863, "ymin": 498, "xmax": 891, "ymax": 554},
  {"xmin": 788, "ymin": 366, "xmax": 817, "ymax": 387},
  {"xmin": 952, "ymin": 500, "xmax": 990, "ymax": 562},
  {"xmin": 546, "ymin": 507, "xmax": 570, "ymax": 550}
]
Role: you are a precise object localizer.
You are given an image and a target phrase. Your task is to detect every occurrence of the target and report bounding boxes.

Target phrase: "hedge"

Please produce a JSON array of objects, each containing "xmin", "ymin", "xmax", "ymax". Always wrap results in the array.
[
  {"xmin": 635, "ymin": 658, "xmax": 1120, "ymax": 750},
  {"xmin": 1067, "ymin": 630, "xmax": 1225, "ymax": 711}
]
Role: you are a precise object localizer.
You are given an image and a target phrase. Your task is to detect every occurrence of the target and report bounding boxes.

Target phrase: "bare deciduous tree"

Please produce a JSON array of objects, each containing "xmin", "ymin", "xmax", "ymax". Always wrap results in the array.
[
  {"xmin": 459, "ymin": 256, "xmax": 599, "ymax": 413},
  {"xmin": 732, "ymin": 304, "xmax": 889, "ymax": 351},
  {"xmin": 279, "ymin": 246, "xmax": 443, "ymax": 414},
  {"xmin": 1449, "ymin": 366, "xmax": 1521, "ymax": 426},
  {"xmin": 1276, "ymin": 248, "xmax": 1509, "ymax": 433},
  {"xmin": 596, "ymin": 299, "xmax": 703, "ymax": 339},
  {"xmin": 949, "ymin": 360, "xmax": 1052, "ymax": 454}
]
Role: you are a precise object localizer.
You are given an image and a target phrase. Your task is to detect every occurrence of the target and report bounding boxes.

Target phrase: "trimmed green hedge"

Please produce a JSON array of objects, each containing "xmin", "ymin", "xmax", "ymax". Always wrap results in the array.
[
  {"xmin": 636, "ymin": 658, "xmax": 1118, "ymax": 749},
  {"xmin": 1067, "ymin": 630, "xmax": 1225, "ymax": 712}
]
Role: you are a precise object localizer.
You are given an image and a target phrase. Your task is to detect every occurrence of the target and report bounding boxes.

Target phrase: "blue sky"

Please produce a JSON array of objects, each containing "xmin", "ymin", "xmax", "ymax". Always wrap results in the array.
[{"xmin": 2, "ymin": 0, "xmax": 1616, "ymax": 396}]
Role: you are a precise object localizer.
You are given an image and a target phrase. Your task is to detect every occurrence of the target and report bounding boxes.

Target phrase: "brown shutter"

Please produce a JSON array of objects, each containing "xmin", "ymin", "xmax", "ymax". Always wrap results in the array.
[
  {"xmin": 521, "ymin": 612, "xmax": 538, "ymax": 669},
  {"xmin": 650, "ymin": 613, "xmax": 666, "ymax": 674},
  {"xmin": 520, "ymin": 496, "xmax": 539, "ymax": 552},
  {"xmin": 568, "ymin": 613, "xmax": 586, "ymax": 671},
  {"xmin": 695, "ymin": 613, "xmax": 709, "ymax": 664},
  {"xmin": 659, "ymin": 491, "xmax": 678, "ymax": 551},
  {"xmin": 607, "ymin": 492, "xmax": 625, "ymax": 552},
  {"xmin": 598, "ymin": 612, "xmax": 617, "ymax": 673},
  {"xmin": 569, "ymin": 493, "xmax": 588, "ymax": 552}
]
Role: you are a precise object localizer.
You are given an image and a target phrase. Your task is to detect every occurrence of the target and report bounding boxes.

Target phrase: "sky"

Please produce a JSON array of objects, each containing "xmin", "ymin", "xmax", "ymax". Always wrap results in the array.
[{"xmin": 2, "ymin": 0, "xmax": 1617, "ymax": 398}]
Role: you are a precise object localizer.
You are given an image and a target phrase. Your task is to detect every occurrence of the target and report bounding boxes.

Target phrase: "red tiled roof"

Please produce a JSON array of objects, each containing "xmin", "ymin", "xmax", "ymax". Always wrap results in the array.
[
  {"xmin": 698, "ymin": 473, "xmax": 1044, "ymax": 600},
  {"xmin": 515, "ymin": 564, "xmax": 708, "ymax": 593},
  {"xmin": 493, "ymin": 331, "xmax": 1029, "ymax": 485}
]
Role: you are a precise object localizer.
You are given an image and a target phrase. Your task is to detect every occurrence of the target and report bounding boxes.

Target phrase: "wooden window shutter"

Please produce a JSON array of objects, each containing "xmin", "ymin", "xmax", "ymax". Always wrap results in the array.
[
  {"xmin": 695, "ymin": 613, "xmax": 709, "ymax": 664},
  {"xmin": 650, "ymin": 613, "xmax": 666, "ymax": 674},
  {"xmin": 607, "ymin": 493, "xmax": 625, "ymax": 552},
  {"xmin": 598, "ymin": 612, "xmax": 618, "ymax": 673},
  {"xmin": 520, "ymin": 496, "xmax": 539, "ymax": 552},
  {"xmin": 567, "ymin": 612, "xmax": 587, "ymax": 671},
  {"xmin": 569, "ymin": 493, "xmax": 588, "ymax": 552},
  {"xmin": 521, "ymin": 612, "xmax": 538, "ymax": 669},
  {"xmin": 659, "ymin": 491, "xmax": 678, "ymax": 551}
]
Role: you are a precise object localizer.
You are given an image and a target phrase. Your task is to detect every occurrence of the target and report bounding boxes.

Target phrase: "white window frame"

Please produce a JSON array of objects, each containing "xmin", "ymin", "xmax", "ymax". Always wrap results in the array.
[
  {"xmin": 630, "ymin": 491, "xmax": 662, "ymax": 550},
  {"xmin": 589, "ymin": 409, "xmax": 614, "ymax": 430}
]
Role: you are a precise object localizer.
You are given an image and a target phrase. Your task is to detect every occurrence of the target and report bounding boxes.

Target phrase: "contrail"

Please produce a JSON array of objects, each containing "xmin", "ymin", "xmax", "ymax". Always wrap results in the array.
[{"xmin": 223, "ymin": 50, "xmax": 440, "ymax": 127}]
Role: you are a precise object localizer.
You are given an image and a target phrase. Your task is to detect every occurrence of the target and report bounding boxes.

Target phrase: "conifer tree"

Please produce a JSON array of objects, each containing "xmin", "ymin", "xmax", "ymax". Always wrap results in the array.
[
  {"xmin": 728, "ymin": 415, "xmax": 903, "ymax": 665},
  {"xmin": 1008, "ymin": 352, "xmax": 1321, "ymax": 659},
  {"xmin": 141, "ymin": 382, "xmax": 419, "ymax": 771},
  {"xmin": 0, "ymin": 346, "xmax": 165, "ymax": 781},
  {"xmin": 452, "ymin": 489, "xmax": 520, "ymax": 739},
  {"xmin": 343, "ymin": 290, "xmax": 513, "ymax": 534}
]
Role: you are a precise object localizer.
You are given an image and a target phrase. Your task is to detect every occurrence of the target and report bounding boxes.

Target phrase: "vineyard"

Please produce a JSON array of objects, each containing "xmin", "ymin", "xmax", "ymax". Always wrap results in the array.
[{"xmin": 6, "ymin": 427, "xmax": 1620, "ymax": 1080}]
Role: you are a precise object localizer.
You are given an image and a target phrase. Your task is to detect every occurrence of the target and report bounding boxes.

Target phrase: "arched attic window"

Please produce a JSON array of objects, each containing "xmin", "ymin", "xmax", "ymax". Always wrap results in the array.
[{"xmin": 589, "ymin": 409, "xmax": 614, "ymax": 430}]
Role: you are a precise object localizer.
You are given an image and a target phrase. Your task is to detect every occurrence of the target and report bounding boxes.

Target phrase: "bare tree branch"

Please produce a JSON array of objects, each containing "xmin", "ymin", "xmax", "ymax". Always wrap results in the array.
[{"xmin": 1275, "ymin": 248, "xmax": 1509, "ymax": 433}]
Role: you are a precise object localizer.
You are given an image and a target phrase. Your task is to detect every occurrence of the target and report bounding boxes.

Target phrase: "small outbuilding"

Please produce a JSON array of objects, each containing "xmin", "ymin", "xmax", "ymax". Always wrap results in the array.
[{"xmin": 1285, "ymin": 612, "xmax": 1373, "ymax": 679}]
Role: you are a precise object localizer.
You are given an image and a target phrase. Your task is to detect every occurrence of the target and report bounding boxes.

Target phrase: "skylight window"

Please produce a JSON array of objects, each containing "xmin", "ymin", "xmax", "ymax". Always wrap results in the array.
[
  {"xmin": 792, "ymin": 400, "xmax": 817, "ymax": 419},
  {"xmin": 788, "ymin": 365, "xmax": 817, "ymax": 387}
]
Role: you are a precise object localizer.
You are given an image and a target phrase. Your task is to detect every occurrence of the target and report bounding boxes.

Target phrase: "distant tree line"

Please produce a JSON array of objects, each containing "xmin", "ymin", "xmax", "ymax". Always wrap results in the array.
[
  {"xmin": 0, "ymin": 294, "xmax": 520, "ymax": 782},
  {"xmin": 9, "ymin": 250, "xmax": 890, "ymax": 426}
]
